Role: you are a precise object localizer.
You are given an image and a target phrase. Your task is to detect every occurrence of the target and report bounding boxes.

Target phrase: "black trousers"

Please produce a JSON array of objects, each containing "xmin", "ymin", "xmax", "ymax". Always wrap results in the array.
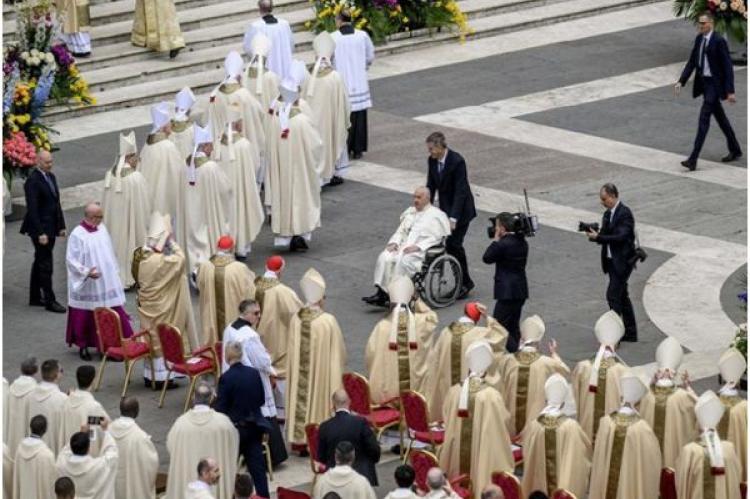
[
  {"xmin": 238, "ymin": 426, "xmax": 269, "ymax": 498},
  {"xmin": 446, "ymin": 222, "xmax": 473, "ymax": 288},
  {"xmin": 348, "ymin": 110, "xmax": 368, "ymax": 155},
  {"xmin": 29, "ymin": 235, "xmax": 56, "ymax": 304},
  {"xmin": 493, "ymin": 298, "xmax": 525, "ymax": 353},
  {"xmin": 689, "ymin": 77, "xmax": 742, "ymax": 161},
  {"xmin": 604, "ymin": 260, "xmax": 637, "ymax": 340}
]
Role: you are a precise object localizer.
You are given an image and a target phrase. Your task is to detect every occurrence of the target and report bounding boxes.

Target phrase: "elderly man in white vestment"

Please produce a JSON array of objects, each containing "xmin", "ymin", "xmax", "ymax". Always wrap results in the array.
[
  {"xmin": 716, "ymin": 347, "xmax": 747, "ymax": 478},
  {"xmin": 6, "ymin": 357, "xmax": 38, "ymax": 458},
  {"xmin": 59, "ymin": 366, "xmax": 109, "ymax": 456},
  {"xmin": 303, "ymin": 32, "xmax": 351, "ymax": 186},
  {"xmin": 243, "ymin": 34, "xmax": 281, "ymax": 114},
  {"xmin": 27, "ymin": 360, "xmax": 67, "ymax": 456},
  {"xmin": 110, "ymin": 397, "xmax": 158, "ymax": 499},
  {"xmin": 13, "ymin": 415, "xmax": 57, "ymax": 499},
  {"xmin": 56, "ymin": 425, "xmax": 119, "ymax": 499},
  {"xmin": 365, "ymin": 186, "xmax": 450, "ymax": 306},
  {"xmin": 102, "ymin": 131, "xmax": 151, "ymax": 289},
  {"xmin": 243, "ymin": 0, "xmax": 294, "ymax": 78},
  {"xmin": 165, "ymin": 383, "xmax": 239, "ymax": 499},
  {"xmin": 314, "ymin": 441, "xmax": 376, "ymax": 499},
  {"xmin": 170, "ymin": 87, "xmax": 197, "ymax": 162}
]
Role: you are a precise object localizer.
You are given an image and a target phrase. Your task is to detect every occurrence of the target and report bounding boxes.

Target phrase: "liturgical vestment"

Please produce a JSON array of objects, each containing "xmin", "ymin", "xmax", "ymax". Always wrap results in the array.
[
  {"xmin": 110, "ymin": 417, "xmax": 159, "ymax": 499},
  {"xmin": 243, "ymin": 17, "xmax": 294, "ymax": 79},
  {"xmin": 5, "ymin": 375, "xmax": 37, "ymax": 460},
  {"xmin": 131, "ymin": 0, "xmax": 185, "ymax": 52},
  {"xmin": 676, "ymin": 440, "xmax": 742, "ymax": 499},
  {"xmin": 165, "ymin": 407, "xmax": 239, "ymax": 499},
  {"xmin": 27, "ymin": 382, "xmax": 68, "ymax": 456},
  {"xmin": 56, "ymin": 432, "xmax": 119, "ymax": 499},
  {"xmin": 285, "ymin": 307, "xmax": 346, "ymax": 447},
  {"xmin": 3, "ymin": 444, "xmax": 11, "ymax": 499},
  {"xmin": 521, "ymin": 414, "xmax": 592, "ymax": 498},
  {"xmin": 208, "ymin": 84, "xmax": 266, "ymax": 157},
  {"xmin": 59, "ymin": 390, "xmax": 109, "ymax": 456},
  {"xmin": 196, "ymin": 253, "xmax": 256, "ymax": 345},
  {"xmin": 243, "ymin": 65, "xmax": 280, "ymax": 112},
  {"xmin": 439, "ymin": 379, "xmax": 514, "ymax": 499},
  {"xmin": 365, "ymin": 300, "xmax": 438, "ymax": 405},
  {"xmin": 313, "ymin": 466, "xmax": 377, "ymax": 499},
  {"xmin": 572, "ymin": 357, "xmax": 628, "ymax": 440},
  {"xmin": 640, "ymin": 384, "xmax": 698, "ymax": 468},
  {"xmin": 718, "ymin": 394, "xmax": 747, "ymax": 479},
  {"xmin": 588, "ymin": 412, "xmax": 661, "ymax": 499},
  {"xmin": 13, "ymin": 437, "xmax": 56, "ymax": 499},
  {"xmin": 254, "ymin": 274, "xmax": 302, "ymax": 378},
  {"xmin": 169, "ymin": 120, "xmax": 195, "ymax": 164}
]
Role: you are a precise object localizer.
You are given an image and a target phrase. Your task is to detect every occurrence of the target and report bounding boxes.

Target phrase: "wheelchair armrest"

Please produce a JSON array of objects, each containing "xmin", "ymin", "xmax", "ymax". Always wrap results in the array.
[{"xmin": 424, "ymin": 245, "xmax": 445, "ymax": 259}]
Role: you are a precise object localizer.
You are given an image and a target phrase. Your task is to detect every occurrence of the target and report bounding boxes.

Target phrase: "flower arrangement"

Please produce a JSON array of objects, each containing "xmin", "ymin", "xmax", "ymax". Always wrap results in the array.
[{"xmin": 674, "ymin": 0, "xmax": 747, "ymax": 43}]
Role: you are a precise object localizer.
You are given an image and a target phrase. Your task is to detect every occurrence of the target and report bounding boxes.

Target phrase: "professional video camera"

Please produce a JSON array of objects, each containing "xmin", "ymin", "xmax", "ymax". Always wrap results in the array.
[{"xmin": 487, "ymin": 189, "xmax": 539, "ymax": 238}]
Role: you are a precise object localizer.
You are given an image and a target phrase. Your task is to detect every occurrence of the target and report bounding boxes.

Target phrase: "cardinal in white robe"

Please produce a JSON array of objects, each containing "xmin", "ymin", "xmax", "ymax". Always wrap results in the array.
[
  {"xmin": 65, "ymin": 202, "xmax": 133, "ymax": 360},
  {"xmin": 243, "ymin": 34, "xmax": 281, "ymax": 114},
  {"xmin": 27, "ymin": 361, "xmax": 67, "ymax": 456},
  {"xmin": 110, "ymin": 397, "xmax": 158, "ymax": 499},
  {"xmin": 5, "ymin": 359, "xmax": 38, "ymax": 458},
  {"xmin": 366, "ymin": 186, "xmax": 450, "ymax": 304},
  {"xmin": 59, "ymin": 366, "xmax": 109, "ymax": 456},
  {"xmin": 102, "ymin": 131, "xmax": 151, "ymax": 289},
  {"xmin": 170, "ymin": 87, "xmax": 197, "ymax": 162},
  {"xmin": 716, "ymin": 348, "xmax": 747, "ymax": 478},
  {"xmin": 13, "ymin": 415, "xmax": 57, "ymax": 499},
  {"xmin": 243, "ymin": 0, "xmax": 294, "ymax": 78},
  {"xmin": 57, "ymin": 426, "xmax": 118, "ymax": 499}
]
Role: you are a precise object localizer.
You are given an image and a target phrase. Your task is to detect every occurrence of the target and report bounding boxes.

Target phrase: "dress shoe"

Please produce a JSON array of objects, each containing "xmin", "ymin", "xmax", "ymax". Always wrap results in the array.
[
  {"xmin": 352, "ymin": 152, "xmax": 363, "ymax": 160},
  {"xmin": 328, "ymin": 175, "xmax": 344, "ymax": 186},
  {"xmin": 290, "ymin": 236, "xmax": 308, "ymax": 252},
  {"xmin": 169, "ymin": 48, "xmax": 182, "ymax": 59},
  {"xmin": 363, "ymin": 288, "xmax": 389, "ymax": 306},
  {"xmin": 456, "ymin": 283, "xmax": 475, "ymax": 300},
  {"xmin": 79, "ymin": 348, "xmax": 92, "ymax": 361},
  {"xmin": 722, "ymin": 152, "xmax": 743, "ymax": 163},
  {"xmin": 72, "ymin": 51, "xmax": 91, "ymax": 58},
  {"xmin": 29, "ymin": 300, "xmax": 45, "ymax": 307},
  {"xmin": 45, "ymin": 301, "xmax": 66, "ymax": 313},
  {"xmin": 145, "ymin": 378, "xmax": 178, "ymax": 390},
  {"xmin": 680, "ymin": 159, "xmax": 697, "ymax": 171}
]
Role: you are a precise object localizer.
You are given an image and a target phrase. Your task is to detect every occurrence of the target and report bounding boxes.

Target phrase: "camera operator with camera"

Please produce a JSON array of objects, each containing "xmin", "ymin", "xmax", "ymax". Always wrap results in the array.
[
  {"xmin": 583, "ymin": 183, "xmax": 642, "ymax": 343},
  {"xmin": 482, "ymin": 212, "xmax": 530, "ymax": 353}
]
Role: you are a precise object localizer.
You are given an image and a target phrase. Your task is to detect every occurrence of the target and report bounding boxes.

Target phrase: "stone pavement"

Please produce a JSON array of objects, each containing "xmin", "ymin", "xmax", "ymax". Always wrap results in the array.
[{"xmin": 3, "ymin": 3, "xmax": 747, "ymax": 496}]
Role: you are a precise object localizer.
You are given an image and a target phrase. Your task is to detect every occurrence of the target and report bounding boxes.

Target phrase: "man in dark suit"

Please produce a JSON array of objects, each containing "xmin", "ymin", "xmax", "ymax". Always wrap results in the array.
[
  {"xmin": 214, "ymin": 341, "xmax": 272, "ymax": 498},
  {"xmin": 317, "ymin": 389, "xmax": 381, "ymax": 486},
  {"xmin": 676, "ymin": 11, "xmax": 742, "ymax": 171},
  {"xmin": 20, "ymin": 150, "xmax": 66, "ymax": 312},
  {"xmin": 586, "ymin": 183, "xmax": 638, "ymax": 342},
  {"xmin": 425, "ymin": 132, "xmax": 477, "ymax": 298},
  {"xmin": 482, "ymin": 212, "xmax": 528, "ymax": 353}
]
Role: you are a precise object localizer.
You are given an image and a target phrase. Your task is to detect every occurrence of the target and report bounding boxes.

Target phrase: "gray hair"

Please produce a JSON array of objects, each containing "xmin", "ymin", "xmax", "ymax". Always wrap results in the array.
[
  {"xmin": 193, "ymin": 382, "xmax": 214, "ymax": 406},
  {"xmin": 225, "ymin": 341, "xmax": 243, "ymax": 362},
  {"xmin": 426, "ymin": 467, "xmax": 445, "ymax": 490}
]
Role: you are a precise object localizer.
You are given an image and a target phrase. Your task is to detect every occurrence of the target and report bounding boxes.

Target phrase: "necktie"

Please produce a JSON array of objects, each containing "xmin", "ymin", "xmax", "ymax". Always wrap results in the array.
[
  {"xmin": 43, "ymin": 173, "xmax": 56, "ymax": 197},
  {"xmin": 698, "ymin": 37, "xmax": 707, "ymax": 72},
  {"xmin": 603, "ymin": 209, "xmax": 611, "ymax": 228},
  {"xmin": 438, "ymin": 161, "xmax": 444, "ymax": 176}
]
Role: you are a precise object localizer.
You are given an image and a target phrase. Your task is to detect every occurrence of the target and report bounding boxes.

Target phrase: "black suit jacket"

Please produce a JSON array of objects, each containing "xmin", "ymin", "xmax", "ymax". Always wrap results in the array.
[
  {"xmin": 20, "ymin": 169, "xmax": 65, "ymax": 238},
  {"xmin": 426, "ymin": 149, "xmax": 476, "ymax": 225},
  {"xmin": 214, "ymin": 363, "xmax": 271, "ymax": 432},
  {"xmin": 679, "ymin": 32, "xmax": 735, "ymax": 99},
  {"xmin": 595, "ymin": 202, "xmax": 636, "ymax": 276},
  {"xmin": 482, "ymin": 233, "xmax": 528, "ymax": 300},
  {"xmin": 317, "ymin": 411, "xmax": 381, "ymax": 486}
]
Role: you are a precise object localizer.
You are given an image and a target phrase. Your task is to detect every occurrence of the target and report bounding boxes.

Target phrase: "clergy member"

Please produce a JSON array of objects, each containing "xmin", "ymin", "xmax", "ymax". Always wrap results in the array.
[
  {"xmin": 365, "ymin": 186, "xmax": 450, "ymax": 305},
  {"xmin": 197, "ymin": 235, "xmax": 256, "ymax": 346},
  {"xmin": 425, "ymin": 301, "xmax": 508, "ymax": 420},
  {"xmin": 588, "ymin": 371, "xmax": 661, "ymax": 499},
  {"xmin": 165, "ymin": 383, "xmax": 239, "ymax": 499},
  {"xmin": 65, "ymin": 202, "xmax": 133, "ymax": 361},
  {"xmin": 27, "ymin": 360, "xmax": 67, "ymax": 456},
  {"xmin": 102, "ymin": 131, "xmax": 151, "ymax": 289},
  {"xmin": 521, "ymin": 374, "xmax": 591, "ymax": 498},
  {"xmin": 571, "ymin": 310, "xmax": 628, "ymax": 440},
  {"xmin": 313, "ymin": 441, "xmax": 377, "ymax": 499},
  {"xmin": 676, "ymin": 390, "xmax": 742, "ymax": 499},
  {"xmin": 439, "ymin": 340, "xmax": 514, "ymax": 498},
  {"xmin": 243, "ymin": 33, "xmax": 281, "ymax": 113},
  {"xmin": 302, "ymin": 32, "xmax": 350, "ymax": 186},
  {"xmin": 185, "ymin": 457, "xmax": 221, "ymax": 499},
  {"xmin": 110, "ymin": 397, "xmax": 158, "ymax": 499},
  {"xmin": 332, "ymin": 9, "xmax": 375, "ymax": 160},
  {"xmin": 285, "ymin": 268, "xmax": 346, "ymax": 453},
  {"xmin": 265, "ymin": 78, "xmax": 324, "ymax": 252},
  {"xmin": 134, "ymin": 212, "xmax": 198, "ymax": 385},
  {"xmin": 639, "ymin": 336, "xmax": 697, "ymax": 468},
  {"xmin": 56, "ymin": 428, "xmax": 119, "ymax": 499},
  {"xmin": 170, "ymin": 87, "xmax": 197, "ymax": 161},
  {"xmin": 716, "ymin": 347, "xmax": 747, "ymax": 478},
  {"xmin": 501, "ymin": 314, "xmax": 569, "ymax": 437},
  {"xmin": 6, "ymin": 357, "xmax": 38, "ymax": 458},
  {"xmin": 365, "ymin": 276, "xmax": 438, "ymax": 405},
  {"xmin": 59, "ymin": 365, "xmax": 109, "ymax": 456},
  {"xmin": 243, "ymin": 0, "xmax": 294, "ymax": 78},
  {"xmin": 131, "ymin": 0, "xmax": 185, "ymax": 58},
  {"xmin": 55, "ymin": 0, "xmax": 91, "ymax": 56},
  {"xmin": 13, "ymin": 415, "xmax": 57, "ymax": 499}
]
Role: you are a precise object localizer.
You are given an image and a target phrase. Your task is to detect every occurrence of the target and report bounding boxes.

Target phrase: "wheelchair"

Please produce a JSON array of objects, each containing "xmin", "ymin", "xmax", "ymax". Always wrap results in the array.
[{"xmin": 413, "ymin": 243, "xmax": 463, "ymax": 309}]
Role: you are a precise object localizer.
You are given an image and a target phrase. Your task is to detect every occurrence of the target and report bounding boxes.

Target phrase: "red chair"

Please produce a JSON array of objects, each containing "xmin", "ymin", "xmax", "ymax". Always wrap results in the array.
[
  {"xmin": 400, "ymin": 390, "xmax": 445, "ymax": 460},
  {"xmin": 552, "ymin": 489, "xmax": 577, "ymax": 499},
  {"xmin": 304, "ymin": 423, "xmax": 326, "ymax": 489},
  {"xmin": 342, "ymin": 372, "xmax": 401, "ymax": 440},
  {"xmin": 491, "ymin": 471, "xmax": 521, "ymax": 499},
  {"xmin": 277, "ymin": 488, "xmax": 311, "ymax": 499},
  {"xmin": 156, "ymin": 323, "xmax": 218, "ymax": 412},
  {"xmin": 409, "ymin": 449, "xmax": 471, "ymax": 498},
  {"xmin": 660, "ymin": 467, "xmax": 677, "ymax": 499},
  {"xmin": 512, "ymin": 445, "xmax": 523, "ymax": 467},
  {"xmin": 93, "ymin": 307, "xmax": 155, "ymax": 397}
]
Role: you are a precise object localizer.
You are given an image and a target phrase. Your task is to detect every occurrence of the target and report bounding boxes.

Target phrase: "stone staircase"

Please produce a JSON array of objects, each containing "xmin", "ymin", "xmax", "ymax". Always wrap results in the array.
[{"xmin": 3, "ymin": 0, "xmax": 662, "ymax": 122}]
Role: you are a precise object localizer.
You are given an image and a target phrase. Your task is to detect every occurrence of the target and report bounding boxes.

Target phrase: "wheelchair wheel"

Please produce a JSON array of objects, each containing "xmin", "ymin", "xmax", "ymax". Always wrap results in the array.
[{"xmin": 421, "ymin": 254, "xmax": 462, "ymax": 308}]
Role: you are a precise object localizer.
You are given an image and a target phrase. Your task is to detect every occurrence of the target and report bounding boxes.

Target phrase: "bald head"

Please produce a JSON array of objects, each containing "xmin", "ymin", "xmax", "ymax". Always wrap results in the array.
[
  {"xmin": 84, "ymin": 202, "xmax": 104, "ymax": 227},
  {"xmin": 225, "ymin": 341, "xmax": 243, "ymax": 364},
  {"xmin": 426, "ymin": 468, "xmax": 445, "ymax": 490},
  {"xmin": 331, "ymin": 389, "xmax": 350, "ymax": 410},
  {"xmin": 481, "ymin": 484, "xmax": 505, "ymax": 499},
  {"xmin": 37, "ymin": 150, "xmax": 53, "ymax": 172},
  {"xmin": 193, "ymin": 382, "xmax": 214, "ymax": 406},
  {"xmin": 258, "ymin": 0, "xmax": 272, "ymax": 13},
  {"xmin": 413, "ymin": 186, "xmax": 430, "ymax": 211}
]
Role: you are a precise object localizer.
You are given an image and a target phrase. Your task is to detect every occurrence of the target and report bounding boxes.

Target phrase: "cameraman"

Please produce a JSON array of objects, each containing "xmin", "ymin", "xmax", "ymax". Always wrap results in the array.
[
  {"xmin": 586, "ymin": 183, "xmax": 638, "ymax": 342},
  {"xmin": 482, "ymin": 212, "xmax": 528, "ymax": 353}
]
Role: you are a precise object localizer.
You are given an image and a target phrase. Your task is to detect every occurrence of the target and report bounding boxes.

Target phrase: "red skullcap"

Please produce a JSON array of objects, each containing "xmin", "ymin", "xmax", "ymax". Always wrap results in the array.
[
  {"xmin": 266, "ymin": 255, "xmax": 285, "ymax": 272},
  {"xmin": 217, "ymin": 235, "xmax": 234, "ymax": 251},
  {"xmin": 464, "ymin": 302, "xmax": 481, "ymax": 323}
]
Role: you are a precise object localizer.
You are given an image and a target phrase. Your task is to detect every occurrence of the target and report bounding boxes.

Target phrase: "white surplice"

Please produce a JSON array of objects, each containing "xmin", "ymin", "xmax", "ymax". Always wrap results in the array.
[
  {"xmin": 56, "ymin": 432, "xmax": 119, "ymax": 499},
  {"xmin": 66, "ymin": 224, "xmax": 125, "ymax": 310},
  {"xmin": 331, "ymin": 28, "xmax": 375, "ymax": 112},
  {"xmin": 243, "ymin": 17, "xmax": 294, "ymax": 79},
  {"xmin": 110, "ymin": 417, "xmax": 158, "ymax": 499},
  {"xmin": 13, "ymin": 437, "xmax": 57, "ymax": 499}
]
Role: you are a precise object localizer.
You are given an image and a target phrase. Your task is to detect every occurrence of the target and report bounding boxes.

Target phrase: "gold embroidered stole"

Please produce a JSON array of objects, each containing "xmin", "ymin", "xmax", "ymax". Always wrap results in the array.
[
  {"xmin": 449, "ymin": 322, "xmax": 474, "ymax": 385},
  {"xmin": 293, "ymin": 307, "xmax": 323, "ymax": 442},
  {"xmin": 209, "ymin": 254, "xmax": 234, "ymax": 341},
  {"xmin": 515, "ymin": 350, "xmax": 541, "ymax": 435},
  {"xmin": 254, "ymin": 276, "xmax": 280, "ymax": 310},
  {"xmin": 194, "ymin": 156, "xmax": 209, "ymax": 168},
  {"xmin": 171, "ymin": 119, "xmax": 192, "ymax": 133},
  {"xmin": 701, "ymin": 443, "xmax": 717, "ymax": 499},
  {"xmin": 219, "ymin": 83, "xmax": 242, "ymax": 94},
  {"xmin": 593, "ymin": 356, "xmax": 619, "ymax": 438},
  {"xmin": 652, "ymin": 384, "xmax": 676, "ymax": 453},
  {"xmin": 605, "ymin": 412, "xmax": 639, "ymax": 499},
  {"xmin": 146, "ymin": 132, "xmax": 169, "ymax": 145},
  {"xmin": 397, "ymin": 310, "xmax": 411, "ymax": 393},
  {"xmin": 131, "ymin": 246, "xmax": 146, "ymax": 285},
  {"xmin": 539, "ymin": 414, "xmax": 566, "ymax": 495},
  {"xmin": 717, "ymin": 395, "xmax": 740, "ymax": 439},
  {"xmin": 459, "ymin": 378, "xmax": 483, "ymax": 475}
]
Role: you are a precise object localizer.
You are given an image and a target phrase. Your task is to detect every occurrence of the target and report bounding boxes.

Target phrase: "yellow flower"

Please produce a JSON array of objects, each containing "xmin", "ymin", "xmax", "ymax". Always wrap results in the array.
[
  {"xmin": 352, "ymin": 7, "xmax": 361, "ymax": 17},
  {"xmin": 334, "ymin": 3, "xmax": 342, "ymax": 14},
  {"xmin": 402, "ymin": 16, "xmax": 409, "ymax": 22}
]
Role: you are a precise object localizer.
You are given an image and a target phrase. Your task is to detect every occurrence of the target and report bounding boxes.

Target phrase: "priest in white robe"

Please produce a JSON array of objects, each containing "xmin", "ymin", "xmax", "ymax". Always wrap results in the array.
[
  {"xmin": 59, "ymin": 366, "xmax": 109, "ymax": 456},
  {"xmin": 165, "ymin": 383, "xmax": 239, "ymax": 499},
  {"xmin": 365, "ymin": 186, "xmax": 450, "ymax": 305},
  {"xmin": 185, "ymin": 458, "xmax": 221, "ymax": 499},
  {"xmin": 243, "ymin": 34, "xmax": 281, "ymax": 114},
  {"xmin": 313, "ymin": 442, "xmax": 377, "ymax": 499},
  {"xmin": 332, "ymin": 9, "xmax": 375, "ymax": 159},
  {"xmin": 6, "ymin": 358, "xmax": 38, "ymax": 458},
  {"xmin": 56, "ymin": 426, "xmax": 119, "ymax": 499},
  {"xmin": 13, "ymin": 415, "xmax": 57, "ymax": 499},
  {"xmin": 102, "ymin": 131, "xmax": 151, "ymax": 289},
  {"xmin": 110, "ymin": 397, "xmax": 158, "ymax": 499},
  {"xmin": 170, "ymin": 87, "xmax": 197, "ymax": 162},
  {"xmin": 303, "ymin": 32, "xmax": 351, "ymax": 186},
  {"xmin": 243, "ymin": 0, "xmax": 294, "ymax": 78},
  {"xmin": 65, "ymin": 202, "xmax": 133, "ymax": 361},
  {"xmin": 27, "ymin": 360, "xmax": 67, "ymax": 456}
]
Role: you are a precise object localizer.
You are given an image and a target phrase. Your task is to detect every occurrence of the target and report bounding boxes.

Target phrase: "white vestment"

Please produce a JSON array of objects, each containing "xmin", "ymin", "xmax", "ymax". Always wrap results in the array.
[
  {"xmin": 3, "ymin": 444, "xmax": 13, "ymax": 499},
  {"xmin": 109, "ymin": 417, "xmax": 158, "ymax": 499},
  {"xmin": 5, "ymin": 375, "xmax": 37, "ymax": 457},
  {"xmin": 13, "ymin": 437, "xmax": 57, "ymax": 499},
  {"xmin": 169, "ymin": 121, "xmax": 195, "ymax": 163},
  {"xmin": 66, "ymin": 224, "xmax": 126, "ymax": 309},
  {"xmin": 374, "ymin": 205, "xmax": 451, "ymax": 288},
  {"xmin": 313, "ymin": 465, "xmax": 377, "ymax": 499},
  {"xmin": 331, "ymin": 29, "xmax": 375, "ymax": 112},
  {"xmin": 56, "ymin": 432, "xmax": 119, "ymax": 499},
  {"xmin": 27, "ymin": 382, "xmax": 68, "ymax": 456},
  {"xmin": 58, "ymin": 390, "xmax": 109, "ymax": 457},
  {"xmin": 243, "ymin": 17, "xmax": 294, "ymax": 78},
  {"xmin": 185, "ymin": 481, "xmax": 215, "ymax": 499}
]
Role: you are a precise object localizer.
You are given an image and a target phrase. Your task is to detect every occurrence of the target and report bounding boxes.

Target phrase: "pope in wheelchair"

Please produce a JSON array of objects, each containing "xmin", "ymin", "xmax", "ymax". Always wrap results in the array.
[{"xmin": 363, "ymin": 186, "xmax": 451, "ymax": 307}]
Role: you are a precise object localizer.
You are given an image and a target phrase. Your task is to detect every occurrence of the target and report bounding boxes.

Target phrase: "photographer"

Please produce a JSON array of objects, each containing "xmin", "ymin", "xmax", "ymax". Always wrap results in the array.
[
  {"xmin": 482, "ymin": 212, "xmax": 529, "ymax": 353},
  {"xmin": 585, "ymin": 183, "xmax": 638, "ymax": 342}
]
